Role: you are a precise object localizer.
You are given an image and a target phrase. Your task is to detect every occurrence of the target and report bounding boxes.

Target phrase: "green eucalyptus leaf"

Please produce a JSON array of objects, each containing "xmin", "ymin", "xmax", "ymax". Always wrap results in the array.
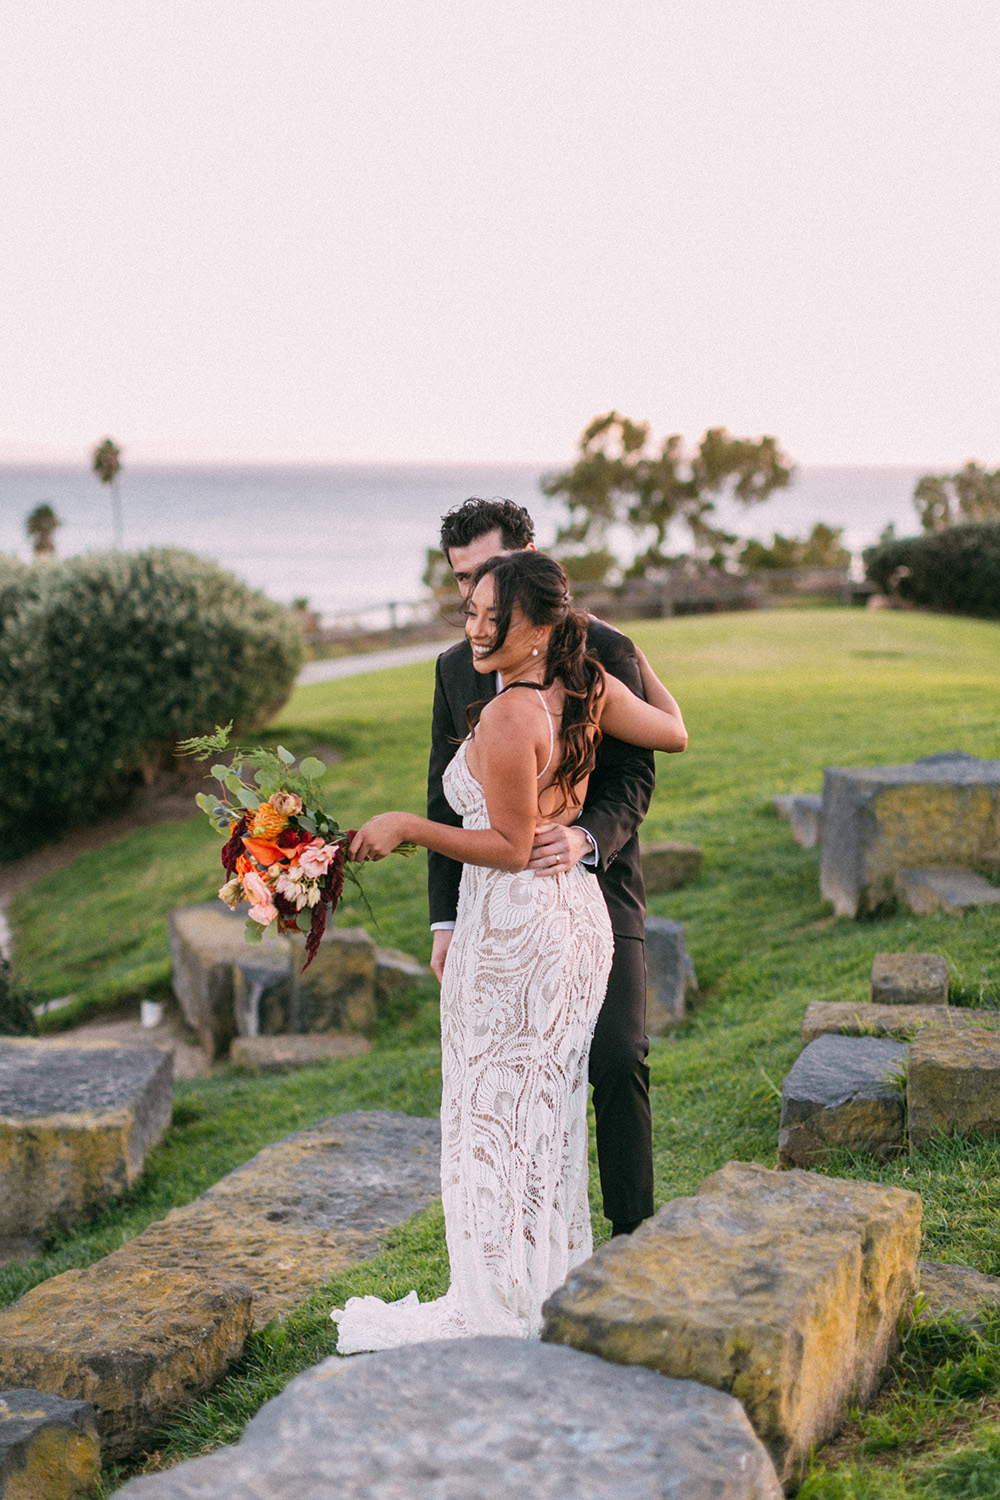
[
  {"xmin": 236, "ymin": 787, "xmax": 262, "ymax": 809},
  {"xmin": 244, "ymin": 920, "xmax": 265, "ymax": 945},
  {"xmin": 211, "ymin": 764, "xmax": 230, "ymax": 781},
  {"xmin": 297, "ymin": 813, "xmax": 317, "ymax": 834},
  {"xmin": 195, "ymin": 792, "xmax": 215, "ymax": 814},
  {"xmin": 277, "ymin": 745, "xmax": 295, "ymax": 765},
  {"xmin": 296, "ymin": 910, "xmax": 313, "ymax": 932},
  {"xmin": 224, "ymin": 774, "xmax": 243, "ymax": 793},
  {"xmin": 298, "ymin": 756, "xmax": 326, "ymax": 780}
]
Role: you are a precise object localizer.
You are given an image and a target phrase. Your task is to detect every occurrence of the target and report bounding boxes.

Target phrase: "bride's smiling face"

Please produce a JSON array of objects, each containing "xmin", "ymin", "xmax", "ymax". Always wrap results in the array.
[{"xmin": 465, "ymin": 574, "xmax": 547, "ymax": 677}]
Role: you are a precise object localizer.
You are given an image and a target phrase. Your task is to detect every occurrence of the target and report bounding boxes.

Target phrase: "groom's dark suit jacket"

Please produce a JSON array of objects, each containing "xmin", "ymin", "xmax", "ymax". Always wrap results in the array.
[{"xmin": 427, "ymin": 620, "xmax": 654, "ymax": 940}]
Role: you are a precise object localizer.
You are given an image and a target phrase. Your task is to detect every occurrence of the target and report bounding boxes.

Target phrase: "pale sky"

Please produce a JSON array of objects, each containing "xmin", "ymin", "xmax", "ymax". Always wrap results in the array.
[{"xmin": 2, "ymin": 1, "xmax": 998, "ymax": 467}]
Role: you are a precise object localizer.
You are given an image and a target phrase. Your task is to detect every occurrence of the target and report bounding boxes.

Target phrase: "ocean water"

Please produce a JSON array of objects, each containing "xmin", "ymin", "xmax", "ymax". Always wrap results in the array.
[{"xmin": 0, "ymin": 461, "xmax": 928, "ymax": 620}]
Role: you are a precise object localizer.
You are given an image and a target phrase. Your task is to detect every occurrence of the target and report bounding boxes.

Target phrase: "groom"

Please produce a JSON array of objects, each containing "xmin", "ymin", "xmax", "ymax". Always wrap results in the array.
[{"xmin": 427, "ymin": 498, "xmax": 657, "ymax": 1237}]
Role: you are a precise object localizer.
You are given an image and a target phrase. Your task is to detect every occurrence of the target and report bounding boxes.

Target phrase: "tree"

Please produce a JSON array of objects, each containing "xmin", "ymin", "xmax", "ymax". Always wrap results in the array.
[
  {"xmin": 739, "ymin": 522, "xmax": 850, "ymax": 572},
  {"xmin": 25, "ymin": 503, "xmax": 61, "ymax": 561},
  {"xmin": 92, "ymin": 436, "xmax": 123, "ymax": 548},
  {"xmin": 542, "ymin": 413, "xmax": 793, "ymax": 578},
  {"xmin": 914, "ymin": 461, "xmax": 1000, "ymax": 534}
]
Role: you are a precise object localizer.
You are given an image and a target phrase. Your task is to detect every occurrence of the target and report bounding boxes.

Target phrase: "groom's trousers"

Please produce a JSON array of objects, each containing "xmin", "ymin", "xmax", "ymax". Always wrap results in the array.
[{"xmin": 588, "ymin": 934, "xmax": 653, "ymax": 1228}]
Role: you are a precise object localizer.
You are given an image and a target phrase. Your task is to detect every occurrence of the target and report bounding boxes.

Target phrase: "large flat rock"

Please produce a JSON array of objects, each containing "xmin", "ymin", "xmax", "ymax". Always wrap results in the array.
[
  {"xmin": 787, "ymin": 794, "xmax": 823, "ymax": 848},
  {"xmin": 0, "ymin": 1041, "xmax": 172, "ymax": 1242},
  {"xmin": 819, "ymin": 753, "xmax": 1000, "ymax": 918},
  {"xmin": 871, "ymin": 952, "xmax": 949, "ymax": 1006},
  {"xmin": 779, "ymin": 1034, "xmax": 909, "ymax": 1166},
  {"xmin": 0, "ymin": 1388, "xmax": 99, "ymax": 1500},
  {"xmin": 108, "ymin": 1338, "xmax": 782, "ymax": 1500},
  {"xmin": 897, "ymin": 866, "xmax": 1000, "ymax": 917},
  {"xmin": 640, "ymin": 840, "xmax": 704, "ymax": 893},
  {"xmin": 644, "ymin": 917, "xmax": 698, "ymax": 1033},
  {"xmin": 917, "ymin": 1260, "xmax": 1000, "ymax": 1327},
  {"xmin": 801, "ymin": 1001, "xmax": 999, "ymax": 1047},
  {"xmin": 0, "ymin": 1264, "xmax": 252, "ymax": 1463},
  {"xmin": 908, "ymin": 1027, "xmax": 1000, "ymax": 1147},
  {"xmin": 542, "ymin": 1163, "xmax": 920, "ymax": 1487},
  {"xmin": 109, "ymin": 1111, "xmax": 442, "ymax": 1329},
  {"xmin": 229, "ymin": 1033, "xmax": 370, "ymax": 1073}
]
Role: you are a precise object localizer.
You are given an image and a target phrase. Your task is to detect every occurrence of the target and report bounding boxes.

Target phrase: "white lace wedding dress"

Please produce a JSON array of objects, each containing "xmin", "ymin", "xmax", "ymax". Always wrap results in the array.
[{"xmin": 331, "ymin": 730, "xmax": 614, "ymax": 1352}]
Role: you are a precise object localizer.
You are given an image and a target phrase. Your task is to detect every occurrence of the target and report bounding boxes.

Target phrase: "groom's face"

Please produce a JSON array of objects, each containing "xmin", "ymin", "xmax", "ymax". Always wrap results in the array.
[{"xmin": 448, "ymin": 529, "xmax": 516, "ymax": 600}]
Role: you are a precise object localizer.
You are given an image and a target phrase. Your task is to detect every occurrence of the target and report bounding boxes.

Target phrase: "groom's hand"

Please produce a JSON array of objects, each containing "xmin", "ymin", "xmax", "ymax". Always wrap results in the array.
[
  {"xmin": 528, "ymin": 823, "xmax": 590, "ymax": 876},
  {"xmin": 430, "ymin": 929, "xmax": 453, "ymax": 983}
]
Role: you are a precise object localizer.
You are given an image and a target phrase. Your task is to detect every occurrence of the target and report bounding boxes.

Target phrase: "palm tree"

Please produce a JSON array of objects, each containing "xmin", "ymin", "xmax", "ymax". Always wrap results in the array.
[
  {"xmin": 25, "ymin": 503, "xmax": 61, "ymax": 561},
  {"xmin": 92, "ymin": 437, "xmax": 123, "ymax": 548}
]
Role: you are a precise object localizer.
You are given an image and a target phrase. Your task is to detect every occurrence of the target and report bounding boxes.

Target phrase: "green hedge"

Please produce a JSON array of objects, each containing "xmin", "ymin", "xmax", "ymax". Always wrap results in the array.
[
  {"xmin": 864, "ymin": 521, "xmax": 1000, "ymax": 618},
  {"xmin": 0, "ymin": 549, "xmax": 304, "ymax": 855}
]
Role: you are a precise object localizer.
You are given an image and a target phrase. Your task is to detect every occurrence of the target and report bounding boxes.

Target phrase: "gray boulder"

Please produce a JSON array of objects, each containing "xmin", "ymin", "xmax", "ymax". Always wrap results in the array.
[
  {"xmin": 108, "ymin": 1338, "xmax": 782, "ymax": 1500},
  {"xmin": 0, "ymin": 1388, "xmax": 99, "ymax": 1500},
  {"xmin": 779, "ymin": 1034, "xmax": 909, "ymax": 1166},
  {"xmin": 871, "ymin": 952, "xmax": 949, "ymax": 1005},
  {"xmin": 897, "ymin": 866, "xmax": 1000, "ymax": 917},
  {"xmin": 819, "ymin": 753, "xmax": 1000, "ymax": 917},
  {"xmin": 644, "ymin": 917, "xmax": 698, "ymax": 1032}
]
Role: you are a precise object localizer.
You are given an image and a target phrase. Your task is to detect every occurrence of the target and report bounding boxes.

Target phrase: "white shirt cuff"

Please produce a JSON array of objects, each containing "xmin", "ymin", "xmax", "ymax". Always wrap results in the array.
[
  {"xmin": 430, "ymin": 921, "xmax": 457, "ymax": 931},
  {"xmin": 579, "ymin": 829, "xmax": 599, "ymax": 867}
]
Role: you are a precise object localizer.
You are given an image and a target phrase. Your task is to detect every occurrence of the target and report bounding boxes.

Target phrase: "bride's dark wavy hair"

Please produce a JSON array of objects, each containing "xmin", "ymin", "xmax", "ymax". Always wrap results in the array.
[{"xmin": 466, "ymin": 551, "xmax": 605, "ymax": 812}]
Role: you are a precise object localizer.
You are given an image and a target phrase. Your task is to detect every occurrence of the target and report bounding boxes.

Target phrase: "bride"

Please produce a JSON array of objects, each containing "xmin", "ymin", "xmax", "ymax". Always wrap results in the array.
[{"xmin": 332, "ymin": 551, "xmax": 687, "ymax": 1352}]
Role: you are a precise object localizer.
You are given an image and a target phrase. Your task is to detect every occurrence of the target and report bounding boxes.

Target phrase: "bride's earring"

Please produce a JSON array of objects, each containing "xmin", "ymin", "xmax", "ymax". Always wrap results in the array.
[{"xmin": 531, "ymin": 647, "xmax": 539, "ymax": 656}]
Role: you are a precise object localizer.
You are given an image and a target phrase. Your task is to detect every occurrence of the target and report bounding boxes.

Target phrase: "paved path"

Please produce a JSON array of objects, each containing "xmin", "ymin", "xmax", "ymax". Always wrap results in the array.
[{"xmin": 297, "ymin": 639, "xmax": 451, "ymax": 685}]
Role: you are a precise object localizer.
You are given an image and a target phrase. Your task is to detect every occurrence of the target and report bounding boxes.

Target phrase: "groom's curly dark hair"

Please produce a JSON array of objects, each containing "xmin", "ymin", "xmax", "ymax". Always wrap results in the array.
[{"xmin": 439, "ymin": 498, "xmax": 535, "ymax": 558}]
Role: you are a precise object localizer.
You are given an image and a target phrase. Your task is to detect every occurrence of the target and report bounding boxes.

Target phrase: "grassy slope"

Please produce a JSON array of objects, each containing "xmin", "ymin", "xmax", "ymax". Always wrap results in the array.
[{"xmin": 7, "ymin": 607, "xmax": 1000, "ymax": 1497}]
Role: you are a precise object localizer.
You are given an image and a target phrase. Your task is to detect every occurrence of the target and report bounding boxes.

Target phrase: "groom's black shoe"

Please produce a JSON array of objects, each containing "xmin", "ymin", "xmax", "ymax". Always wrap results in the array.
[{"xmin": 610, "ymin": 1219, "xmax": 644, "ymax": 1237}]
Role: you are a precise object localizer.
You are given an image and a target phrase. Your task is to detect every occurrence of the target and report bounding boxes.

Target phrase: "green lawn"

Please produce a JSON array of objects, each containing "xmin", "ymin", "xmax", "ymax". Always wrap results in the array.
[{"xmin": 7, "ymin": 606, "xmax": 1000, "ymax": 1497}]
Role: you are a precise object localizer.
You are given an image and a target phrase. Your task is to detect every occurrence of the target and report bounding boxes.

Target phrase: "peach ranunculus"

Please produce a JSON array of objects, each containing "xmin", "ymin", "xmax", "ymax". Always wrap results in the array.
[
  {"xmin": 297, "ymin": 840, "xmax": 338, "ymax": 880},
  {"xmin": 247, "ymin": 800, "xmax": 288, "ymax": 840},
  {"xmin": 247, "ymin": 898, "xmax": 279, "ymax": 927},
  {"xmin": 270, "ymin": 790, "xmax": 303, "ymax": 816},
  {"xmin": 242, "ymin": 869, "xmax": 273, "ymax": 909}
]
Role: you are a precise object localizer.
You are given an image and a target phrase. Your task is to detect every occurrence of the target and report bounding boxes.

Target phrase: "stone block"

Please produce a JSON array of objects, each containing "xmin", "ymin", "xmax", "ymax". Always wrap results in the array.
[
  {"xmin": 819, "ymin": 753, "xmax": 1000, "ymax": 918},
  {"xmin": 897, "ymin": 866, "xmax": 1000, "ymax": 917},
  {"xmin": 293, "ymin": 926, "xmax": 376, "ymax": 1034},
  {"xmin": 801, "ymin": 1001, "xmax": 954, "ymax": 1046},
  {"xmin": 789, "ymin": 794, "xmax": 823, "ymax": 848},
  {"xmin": 0, "ymin": 1389, "xmax": 99, "ymax": 1500},
  {"xmin": 168, "ymin": 904, "xmax": 292, "ymax": 1058},
  {"xmin": 0, "ymin": 1263, "xmax": 252, "ymax": 1462},
  {"xmin": 110, "ymin": 1111, "xmax": 442, "ymax": 1329},
  {"xmin": 772, "ymin": 795, "xmax": 796, "ymax": 820},
  {"xmin": 644, "ymin": 917, "xmax": 698, "ymax": 1033},
  {"xmin": 697, "ymin": 1163, "xmax": 921, "ymax": 1407},
  {"xmin": 908, "ymin": 1027, "xmax": 1000, "ymax": 1147},
  {"xmin": 0, "ymin": 1041, "xmax": 173, "ymax": 1243},
  {"xmin": 107, "ymin": 1338, "xmax": 782, "ymax": 1500},
  {"xmin": 229, "ymin": 1033, "xmax": 370, "ymax": 1072},
  {"xmin": 542, "ymin": 1163, "xmax": 919, "ymax": 1486},
  {"xmin": 374, "ymin": 946, "xmax": 428, "ymax": 1007},
  {"xmin": 778, "ymin": 1034, "xmax": 908, "ymax": 1166},
  {"xmin": 917, "ymin": 1260, "xmax": 1000, "ymax": 1327},
  {"xmin": 871, "ymin": 952, "xmax": 949, "ymax": 1005},
  {"xmin": 640, "ymin": 840, "xmax": 704, "ymax": 893}
]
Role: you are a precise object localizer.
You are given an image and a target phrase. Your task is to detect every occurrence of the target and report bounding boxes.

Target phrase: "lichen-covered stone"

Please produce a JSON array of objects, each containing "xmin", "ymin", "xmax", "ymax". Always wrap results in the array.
[
  {"xmin": 374, "ymin": 946, "xmax": 428, "ymax": 1008},
  {"xmin": 110, "ymin": 1111, "xmax": 441, "ymax": 1329},
  {"xmin": 779, "ymin": 1034, "xmax": 909, "ymax": 1166},
  {"xmin": 644, "ymin": 917, "xmax": 698, "ymax": 1033},
  {"xmin": 897, "ymin": 866, "xmax": 1000, "ymax": 917},
  {"xmin": 107, "ymin": 1338, "xmax": 783, "ymax": 1500},
  {"xmin": 697, "ymin": 1163, "xmax": 921, "ymax": 1406},
  {"xmin": 871, "ymin": 952, "xmax": 949, "ymax": 1006},
  {"xmin": 0, "ymin": 1389, "xmax": 99, "ymax": 1500},
  {"xmin": 229, "ymin": 1034, "xmax": 369, "ymax": 1073},
  {"xmin": 819, "ymin": 754, "xmax": 1000, "ymax": 918},
  {"xmin": 640, "ymin": 840, "xmax": 704, "ymax": 893},
  {"xmin": 917, "ymin": 1261, "xmax": 1000, "ymax": 1327},
  {"xmin": 293, "ymin": 927, "xmax": 376, "ymax": 1035},
  {"xmin": 789, "ymin": 794, "xmax": 823, "ymax": 848},
  {"xmin": 0, "ymin": 1041, "xmax": 172, "ymax": 1241},
  {"xmin": 542, "ymin": 1163, "xmax": 920, "ymax": 1486},
  {"xmin": 801, "ymin": 1001, "xmax": 953, "ymax": 1046},
  {"xmin": 0, "ymin": 1264, "xmax": 252, "ymax": 1462},
  {"xmin": 168, "ymin": 904, "xmax": 292, "ymax": 1058},
  {"xmin": 908, "ymin": 1027, "xmax": 1000, "ymax": 1147}
]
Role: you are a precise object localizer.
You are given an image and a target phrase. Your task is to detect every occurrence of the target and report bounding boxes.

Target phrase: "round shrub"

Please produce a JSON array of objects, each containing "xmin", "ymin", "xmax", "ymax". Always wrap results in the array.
[
  {"xmin": 864, "ymin": 521, "xmax": 1000, "ymax": 618},
  {"xmin": 0, "ymin": 553, "xmax": 33, "ymax": 629},
  {"xmin": 0, "ymin": 549, "xmax": 304, "ymax": 854}
]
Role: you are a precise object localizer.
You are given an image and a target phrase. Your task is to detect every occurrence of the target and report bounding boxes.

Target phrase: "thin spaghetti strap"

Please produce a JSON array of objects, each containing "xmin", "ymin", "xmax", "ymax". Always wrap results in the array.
[{"xmin": 498, "ymin": 680, "xmax": 555, "ymax": 781}]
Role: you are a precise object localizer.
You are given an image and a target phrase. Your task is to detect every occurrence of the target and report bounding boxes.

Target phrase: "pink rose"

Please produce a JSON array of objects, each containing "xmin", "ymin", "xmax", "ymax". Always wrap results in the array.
[
  {"xmin": 298, "ymin": 840, "xmax": 337, "ymax": 879},
  {"xmin": 242, "ymin": 870, "xmax": 273, "ymax": 907},
  {"xmin": 248, "ymin": 900, "xmax": 278, "ymax": 927}
]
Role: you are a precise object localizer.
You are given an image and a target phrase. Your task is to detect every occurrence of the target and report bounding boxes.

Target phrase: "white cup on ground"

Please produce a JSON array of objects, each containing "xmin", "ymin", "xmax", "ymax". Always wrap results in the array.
[{"xmin": 140, "ymin": 1000, "xmax": 164, "ymax": 1029}]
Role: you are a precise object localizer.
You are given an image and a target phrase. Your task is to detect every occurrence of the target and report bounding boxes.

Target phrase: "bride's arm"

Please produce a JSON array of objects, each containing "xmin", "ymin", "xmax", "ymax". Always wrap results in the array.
[
  {"xmin": 349, "ymin": 694, "xmax": 540, "ymax": 872},
  {"xmin": 597, "ymin": 651, "xmax": 688, "ymax": 753}
]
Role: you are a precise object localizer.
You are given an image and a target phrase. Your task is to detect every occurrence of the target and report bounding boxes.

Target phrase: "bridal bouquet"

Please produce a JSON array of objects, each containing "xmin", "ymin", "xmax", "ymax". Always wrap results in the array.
[{"xmin": 179, "ymin": 724, "xmax": 397, "ymax": 969}]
